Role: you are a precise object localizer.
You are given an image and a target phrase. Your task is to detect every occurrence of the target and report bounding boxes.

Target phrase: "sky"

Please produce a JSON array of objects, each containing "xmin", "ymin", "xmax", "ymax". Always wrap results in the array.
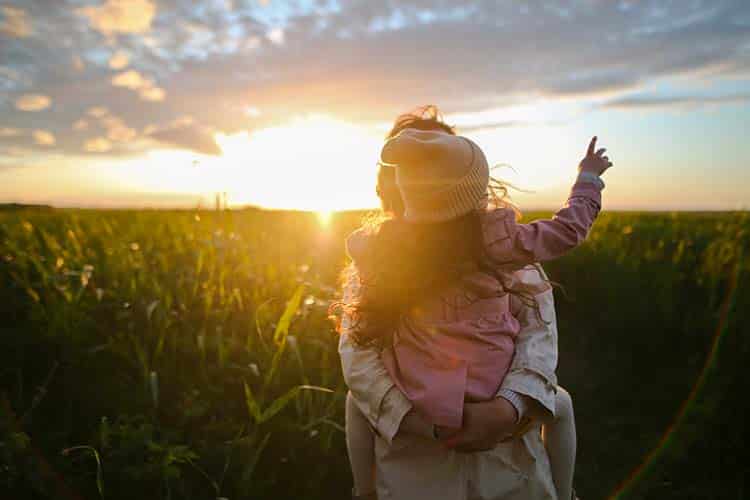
[{"xmin": 0, "ymin": 0, "xmax": 749, "ymax": 211}]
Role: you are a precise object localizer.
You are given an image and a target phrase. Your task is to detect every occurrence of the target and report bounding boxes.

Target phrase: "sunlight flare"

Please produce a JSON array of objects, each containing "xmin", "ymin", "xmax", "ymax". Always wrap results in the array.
[
  {"xmin": 316, "ymin": 209, "xmax": 334, "ymax": 227},
  {"xmin": 212, "ymin": 115, "xmax": 382, "ymax": 211}
]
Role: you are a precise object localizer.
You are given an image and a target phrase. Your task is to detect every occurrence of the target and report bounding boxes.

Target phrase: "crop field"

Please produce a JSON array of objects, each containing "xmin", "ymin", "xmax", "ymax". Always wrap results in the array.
[{"xmin": 0, "ymin": 208, "xmax": 748, "ymax": 500}]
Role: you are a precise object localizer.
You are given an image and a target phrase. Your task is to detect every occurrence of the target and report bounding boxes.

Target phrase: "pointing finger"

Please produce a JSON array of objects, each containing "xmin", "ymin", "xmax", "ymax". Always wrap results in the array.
[{"xmin": 587, "ymin": 136, "xmax": 597, "ymax": 157}]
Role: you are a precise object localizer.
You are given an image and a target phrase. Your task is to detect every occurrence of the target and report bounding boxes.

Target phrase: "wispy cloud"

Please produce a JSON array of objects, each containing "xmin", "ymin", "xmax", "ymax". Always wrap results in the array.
[
  {"xmin": 32, "ymin": 130, "xmax": 56, "ymax": 146},
  {"xmin": 0, "ymin": 6, "xmax": 31, "ymax": 38},
  {"xmin": 94, "ymin": 109, "xmax": 137, "ymax": 144},
  {"xmin": 111, "ymin": 70, "xmax": 166, "ymax": 102},
  {"xmin": 266, "ymin": 27, "xmax": 285, "ymax": 45},
  {"xmin": 77, "ymin": 0, "xmax": 156, "ymax": 36},
  {"xmin": 147, "ymin": 117, "xmax": 221, "ymax": 156},
  {"xmin": 14, "ymin": 94, "xmax": 51, "ymax": 112},
  {"xmin": 0, "ymin": 127, "xmax": 22, "ymax": 138},
  {"xmin": 0, "ymin": 0, "xmax": 749, "ymax": 158},
  {"xmin": 603, "ymin": 93, "xmax": 750, "ymax": 110},
  {"xmin": 83, "ymin": 137, "xmax": 112, "ymax": 153},
  {"xmin": 108, "ymin": 51, "xmax": 130, "ymax": 70}
]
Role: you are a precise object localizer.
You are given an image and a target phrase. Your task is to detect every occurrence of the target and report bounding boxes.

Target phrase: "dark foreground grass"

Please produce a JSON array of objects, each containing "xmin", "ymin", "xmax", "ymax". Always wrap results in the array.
[{"xmin": 0, "ymin": 208, "xmax": 748, "ymax": 499}]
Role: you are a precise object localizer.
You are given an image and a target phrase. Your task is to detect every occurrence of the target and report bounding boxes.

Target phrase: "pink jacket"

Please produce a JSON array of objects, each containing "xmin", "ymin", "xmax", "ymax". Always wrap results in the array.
[{"xmin": 347, "ymin": 179, "xmax": 603, "ymax": 428}]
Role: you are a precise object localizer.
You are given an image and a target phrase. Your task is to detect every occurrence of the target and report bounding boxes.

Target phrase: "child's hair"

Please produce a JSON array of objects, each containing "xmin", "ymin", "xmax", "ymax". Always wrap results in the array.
[{"xmin": 332, "ymin": 105, "xmax": 542, "ymax": 348}]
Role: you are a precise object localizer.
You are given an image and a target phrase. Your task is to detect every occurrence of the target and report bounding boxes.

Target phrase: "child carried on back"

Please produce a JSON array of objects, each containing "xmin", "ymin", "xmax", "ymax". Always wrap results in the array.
[{"xmin": 342, "ymin": 128, "xmax": 612, "ymax": 500}]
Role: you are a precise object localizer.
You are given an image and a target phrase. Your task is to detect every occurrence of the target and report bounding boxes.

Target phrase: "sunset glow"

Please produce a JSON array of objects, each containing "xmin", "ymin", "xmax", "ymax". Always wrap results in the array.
[
  {"xmin": 316, "ymin": 209, "xmax": 334, "ymax": 227},
  {"xmin": 75, "ymin": 114, "xmax": 594, "ymax": 212},
  {"xmin": 210, "ymin": 115, "xmax": 382, "ymax": 210},
  {"xmin": 0, "ymin": 1, "xmax": 748, "ymax": 210}
]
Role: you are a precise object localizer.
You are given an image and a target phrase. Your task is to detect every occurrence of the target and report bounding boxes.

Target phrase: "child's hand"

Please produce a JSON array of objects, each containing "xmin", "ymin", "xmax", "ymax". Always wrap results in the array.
[
  {"xmin": 579, "ymin": 136, "xmax": 613, "ymax": 176},
  {"xmin": 439, "ymin": 398, "xmax": 518, "ymax": 452},
  {"xmin": 434, "ymin": 425, "xmax": 461, "ymax": 440},
  {"xmin": 399, "ymin": 410, "xmax": 435, "ymax": 439}
]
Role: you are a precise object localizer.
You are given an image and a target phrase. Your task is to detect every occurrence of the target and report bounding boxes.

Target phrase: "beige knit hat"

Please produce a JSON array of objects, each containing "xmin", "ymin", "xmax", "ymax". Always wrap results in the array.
[{"xmin": 380, "ymin": 129, "xmax": 489, "ymax": 223}]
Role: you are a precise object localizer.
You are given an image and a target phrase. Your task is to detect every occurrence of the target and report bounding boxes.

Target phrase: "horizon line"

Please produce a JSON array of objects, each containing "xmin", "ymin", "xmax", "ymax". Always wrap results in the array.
[{"xmin": 1, "ymin": 202, "xmax": 747, "ymax": 214}]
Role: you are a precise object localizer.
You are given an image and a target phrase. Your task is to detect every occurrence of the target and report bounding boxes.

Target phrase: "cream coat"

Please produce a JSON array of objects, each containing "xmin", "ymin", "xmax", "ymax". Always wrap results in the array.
[{"xmin": 339, "ymin": 266, "xmax": 560, "ymax": 500}]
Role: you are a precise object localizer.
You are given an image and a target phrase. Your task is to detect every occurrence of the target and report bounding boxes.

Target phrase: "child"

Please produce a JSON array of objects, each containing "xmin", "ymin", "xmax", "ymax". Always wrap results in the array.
[{"xmin": 343, "ymin": 128, "xmax": 611, "ymax": 500}]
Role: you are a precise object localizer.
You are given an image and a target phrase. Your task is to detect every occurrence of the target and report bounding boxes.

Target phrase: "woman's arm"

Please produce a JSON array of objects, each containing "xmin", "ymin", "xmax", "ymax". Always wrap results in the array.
[
  {"xmin": 500, "ymin": 264, "xmax": 559, "ymax": 420},
  {"xmin": 338, "ymin": 269, "xmax": 414, "ymax": 444}
]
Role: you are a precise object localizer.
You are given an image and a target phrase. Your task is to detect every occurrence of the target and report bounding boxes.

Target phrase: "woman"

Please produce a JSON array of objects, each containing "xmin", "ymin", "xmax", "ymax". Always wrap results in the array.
[{"xmin": 338, "ymin": 107, "xmax": 570, "ymax": 499}]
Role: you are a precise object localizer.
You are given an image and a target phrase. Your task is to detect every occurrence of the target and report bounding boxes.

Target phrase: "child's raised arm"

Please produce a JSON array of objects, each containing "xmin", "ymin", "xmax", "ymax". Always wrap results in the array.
[{"xmin": 483, "ymin": 137, "xmax": 612, "ymax": 268}]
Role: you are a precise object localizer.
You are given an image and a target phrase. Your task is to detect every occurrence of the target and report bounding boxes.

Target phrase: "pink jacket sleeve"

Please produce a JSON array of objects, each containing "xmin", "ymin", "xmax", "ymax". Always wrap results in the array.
[{"xmin": 482, "ymin": 179, "xmax": 603, "ymax": 269}]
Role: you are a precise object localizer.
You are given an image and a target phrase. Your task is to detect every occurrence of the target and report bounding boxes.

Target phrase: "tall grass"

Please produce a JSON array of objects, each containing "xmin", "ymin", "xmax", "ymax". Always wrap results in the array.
[{"xmin": 0, "ymin": 208, "xmax": 748, "ymax": 499}]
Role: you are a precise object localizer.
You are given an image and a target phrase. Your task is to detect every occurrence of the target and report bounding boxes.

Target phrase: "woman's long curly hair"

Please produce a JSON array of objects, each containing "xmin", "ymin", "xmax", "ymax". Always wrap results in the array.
[{"xmin": 334, "ymin": 105, "xmax": 539, "ymax": 349}]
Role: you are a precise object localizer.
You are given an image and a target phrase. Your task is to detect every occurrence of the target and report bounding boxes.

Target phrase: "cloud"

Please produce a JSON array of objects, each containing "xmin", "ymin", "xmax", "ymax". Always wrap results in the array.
[
  {"xmin": 140, "ymin": 87, "xmax": 166, "ymax": 102},
  {"xmin": 458, "ymin": 120, "xmax": 540, "ymax": 133},
  {"xmin": 72, "ymin": 55, "xmax": 85, "ymax": 72},
  {"xmin": 111, "ymin": 70, "xmax": 166, "ymax": 101},
  {"xmin": 88, "ymin": 107, "xmax": 109, "ymax": 118},
  {"xmin": 0, "ymin": 6, "xmax": 31, "ymax": 38},
  {"xmin": 0, "ymin": 128, "xmax": 56, "ymax": 148},
  {"xmin": 32, "ymin": 130, "xmax": 56, "ymax": 146},
  {"xmin": 83, "ymin": 137, "xmax": 113, "ymax": 153},
  {"xmin": 0, "ymin": 146, "xmax": 32, "ymax": 157},
  {"xmin": 111, "ymin": 70, "xmax": 149, "ymax": 90},
  {"xmin": 603, "ymin": 93, "xmax": 750, "ymax": 110},
  {"xmin": 147, "ymin": 0, "xmax": 747, "ymax": 126},
  {"xmin": 100, "ymin": 114, "xmax": 136, "ymax": 143},
  {"xmin": 14, "ymin": 94, "xmax": 52, "ymax": 112},
  {"xmin": 72, "ymin": 119, "xmax": 89, "ymax": 131},
  {"xmin": 2, "ymin": 0, "xmax": 750, "ymax": 158},
  {"xmin": 108, "ymin": 51, "xmax": 130, "ymax": 70},
  {"xmin": 148, "ymin": 119, "xmax": 221, "ymax": 155},
  {"xmin": 77, "ymin": 108, "xmax": 138, "ymax": 146},
  {"xmin": 0, "ymin": 127, "xmax": 22, "ymax": 138},
  {"xmin": 77, "ymin": 0, "xmax": 156, "ymax": 36},
  {"xmin": 542, "ymin": 71, "xmax": 641, "ymax": 98},
  {"xmin": 267, "ymin": 27, "xmax": 285, "ymax": 45}
]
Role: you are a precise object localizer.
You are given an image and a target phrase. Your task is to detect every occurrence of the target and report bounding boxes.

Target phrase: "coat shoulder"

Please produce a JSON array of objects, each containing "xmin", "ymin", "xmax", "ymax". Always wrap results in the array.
[{"xmin": 479, "ymin": 208, "xmax": 516, "ymax": 247}]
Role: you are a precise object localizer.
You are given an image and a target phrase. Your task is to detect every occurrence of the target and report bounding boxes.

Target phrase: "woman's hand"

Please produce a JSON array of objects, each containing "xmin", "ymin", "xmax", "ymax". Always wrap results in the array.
[
  {"xmin": 579, "ymin": 136, "xmax": 613, "ymax": 176},
  {"xmin": 399, "ymin": 410, "xmax": 436, "ymax": 440},
  {"xmin": 439, "ymin": 398, "xmax": 519, "ymax": 452}
]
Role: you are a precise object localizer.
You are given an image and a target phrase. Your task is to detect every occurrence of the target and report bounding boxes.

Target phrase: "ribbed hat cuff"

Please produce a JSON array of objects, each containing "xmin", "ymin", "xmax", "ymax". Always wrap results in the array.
[{"xmin": 403, "ymin": 163, "xmax": 489, "ymax": 223}]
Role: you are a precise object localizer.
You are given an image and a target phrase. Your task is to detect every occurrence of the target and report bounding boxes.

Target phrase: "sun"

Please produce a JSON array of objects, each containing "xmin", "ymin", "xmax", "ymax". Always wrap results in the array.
[
  {"xmin": 316, "ymin": 209, "xmax": 334, "ymax": 227},
  {"xmin": 212, "ymin": 115, "xmax": 383, "ymax": 211}
]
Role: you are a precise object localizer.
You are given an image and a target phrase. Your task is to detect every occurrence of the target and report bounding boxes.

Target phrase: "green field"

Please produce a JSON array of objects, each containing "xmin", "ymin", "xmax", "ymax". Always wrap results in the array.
[{"xmin": 1, "ymin": 208, "xmax": 748, "ymax": 499}]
